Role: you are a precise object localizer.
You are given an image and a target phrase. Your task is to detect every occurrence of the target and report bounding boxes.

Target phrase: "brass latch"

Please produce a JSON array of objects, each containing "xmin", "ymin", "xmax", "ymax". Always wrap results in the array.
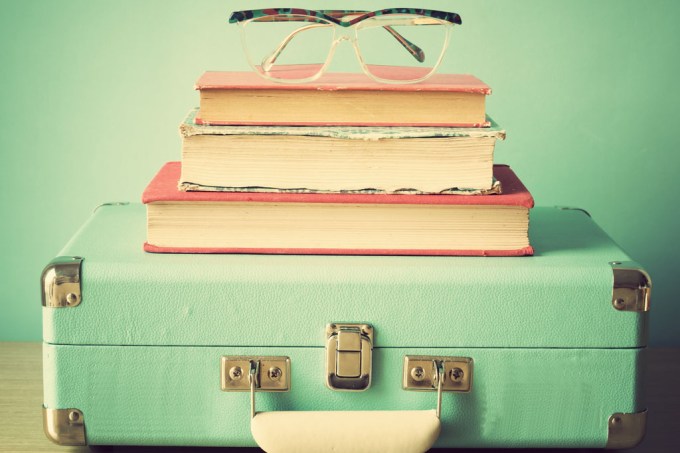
[
  {"xmin": 221, "ymin": 356, "xmax": 290, "ymax": 392},
  {"xmin": 326, "ymin": 323, "xmax": 373, "ymax": 391},
  {"xmin": 221, "ymin": 356, "xmax": 290, "ymax": 420},
  {"xmin": 403, "ymin": 356, "xmax": 473, "ymax": 392},
  {"xmin": 403, "ymin": 356, "xmax": 473, "ymax": 418}
]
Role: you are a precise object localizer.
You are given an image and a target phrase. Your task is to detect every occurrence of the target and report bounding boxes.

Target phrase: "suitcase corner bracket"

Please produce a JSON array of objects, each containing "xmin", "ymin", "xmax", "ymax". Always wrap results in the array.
[
  {"xmin": 610, "ymin": 261, "xmax": 651, "ymax": 312},
  {"xmin": 606, "ymin": 409, "xmax": 647, "ymax": 449},
  {"xmin": 41, "ymin": 256, "xmax": 83, "ymax": 308},
  {"xmin": 42, "ymin": 406, "xmax": 86, "ymax": 446}
]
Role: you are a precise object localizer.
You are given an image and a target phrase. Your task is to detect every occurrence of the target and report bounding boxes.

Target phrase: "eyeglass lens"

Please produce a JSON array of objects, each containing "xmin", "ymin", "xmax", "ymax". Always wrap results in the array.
[
  {"xmin": 241, "ymin": 15, "xmax": 335, "ymax": 81},
  {"xmin": 355, "ymin": 15, "xmax": 448, "ymax": 82}
]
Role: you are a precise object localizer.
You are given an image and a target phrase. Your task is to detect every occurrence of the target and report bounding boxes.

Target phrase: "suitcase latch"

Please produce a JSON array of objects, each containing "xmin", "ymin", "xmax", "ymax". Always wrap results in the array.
[
  {"xmin": 326, "ymin": 323, "xmax": 373, "ymax": 391},
  {"xmin": 220, "ymin": 356, "xmax": 290, "ymax": 392},
  {"xmin": 403, "ymin": 356, "xmax": 473, "ymax": 393},
  {"xmin": 403, "ymin": 356, "xmax": 473, "ymax": 418}
]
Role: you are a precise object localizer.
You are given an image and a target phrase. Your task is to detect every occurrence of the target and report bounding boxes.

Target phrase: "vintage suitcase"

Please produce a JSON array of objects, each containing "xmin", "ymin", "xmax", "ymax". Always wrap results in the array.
[{"xmin": 42, "ymin": 203, "xmax": 650, "ymax": 451}]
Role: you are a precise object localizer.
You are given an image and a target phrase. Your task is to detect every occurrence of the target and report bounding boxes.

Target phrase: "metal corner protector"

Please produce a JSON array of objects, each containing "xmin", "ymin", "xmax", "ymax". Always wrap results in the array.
[
  {"xmin": 41, "ymin": 256, "xmax": 83, "ymax": 308},
  {"xmin": 610, "ymin": 261, "xmax": 652, "ymax": 312},
  {"xmin": 606, "ymin": 409, "xmax": 647, "ymax": 449},
  {"xmin": 43, "ymin": 407, "xmax": 87, "ymax": 446}
]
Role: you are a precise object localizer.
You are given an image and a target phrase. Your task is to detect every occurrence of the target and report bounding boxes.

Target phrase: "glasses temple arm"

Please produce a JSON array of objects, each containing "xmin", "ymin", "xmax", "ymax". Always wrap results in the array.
[{"xmin": 382, "ymin": 25, "xmax": 425, "ymax": 63}]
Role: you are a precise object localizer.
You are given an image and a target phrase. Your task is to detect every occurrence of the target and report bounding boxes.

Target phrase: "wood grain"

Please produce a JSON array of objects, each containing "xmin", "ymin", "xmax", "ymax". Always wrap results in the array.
[
  {"xmin": 1, "ymin": 343, "xmax": 677, "ymax": 452},
  {"xmin": 0, "ymin": 343, "xmax": 87, "ymax": 452}
]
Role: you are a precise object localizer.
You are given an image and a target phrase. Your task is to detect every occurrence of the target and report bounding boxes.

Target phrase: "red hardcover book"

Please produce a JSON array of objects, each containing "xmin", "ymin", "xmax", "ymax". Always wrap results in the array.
[
  {"xmin": 143, "ymin": 162, "xmax": 533, "ymax": 256},
  {"xmin": 194, "ymin": 69, "xmax": 491, "ymax": 127}
]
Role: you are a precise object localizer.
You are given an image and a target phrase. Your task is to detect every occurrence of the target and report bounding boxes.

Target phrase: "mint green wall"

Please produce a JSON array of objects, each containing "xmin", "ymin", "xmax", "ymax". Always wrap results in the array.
[{"xmin": 1, "ymin": 1, "xmax": 678, "ymax": 344}]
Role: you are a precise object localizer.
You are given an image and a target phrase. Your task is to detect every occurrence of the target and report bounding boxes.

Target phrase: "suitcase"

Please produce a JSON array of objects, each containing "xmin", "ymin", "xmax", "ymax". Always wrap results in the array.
[{"xmin": 41, "ymin": 203, "xmax": 650, "ymax": 451}]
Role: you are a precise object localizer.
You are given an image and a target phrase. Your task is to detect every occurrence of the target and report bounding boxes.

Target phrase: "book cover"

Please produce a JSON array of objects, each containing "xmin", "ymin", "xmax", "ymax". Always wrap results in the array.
[
  {"xmin": 179, "ymin": 108, "xmax": 504, "ymax": 195},
  {"xmin": 195, "ymin": 70, "xmax": 492, "ymax": 93},
  {"xmin": 143, "ymin": 162, "xmax": 533, "ymax": 256},
  {"xmin": 182, "ymin": 108, "xmax": 505, "ymax": 140},
  {"xmin": 194, "ymin": 70, "xmax": 492, "ymax": 127}
]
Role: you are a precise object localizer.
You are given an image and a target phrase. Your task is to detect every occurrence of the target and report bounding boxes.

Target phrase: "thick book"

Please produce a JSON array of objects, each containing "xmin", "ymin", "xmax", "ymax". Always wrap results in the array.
[
  {"xmin": 179, "ymin": 109, "xmax": 505, "ymax": 195},
  {"xmin": 194, "ymin": 70, "xmax": 491, "ymax": 127},
  {"xmin": 143, "ymin": 162, "xmax": 533, "ymax": 256}
]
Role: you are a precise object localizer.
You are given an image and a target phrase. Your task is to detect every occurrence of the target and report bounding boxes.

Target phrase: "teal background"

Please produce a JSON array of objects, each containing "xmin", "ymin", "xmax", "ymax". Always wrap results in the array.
[{"xmin": 1, "ymin": 1, "xmax": 678, "ymax": 344}]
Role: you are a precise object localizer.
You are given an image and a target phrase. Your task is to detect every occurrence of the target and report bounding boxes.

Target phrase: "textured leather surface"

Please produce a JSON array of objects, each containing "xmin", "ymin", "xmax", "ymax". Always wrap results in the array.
[
  {"xmin": 43, "ymin": 344, "xmax": 644, "ymax": 447},
  {"xmin": 251, "ymin": 410, "xmax": 440, "ymax": 453},
  {"xmin": 44, "ymin": 204, "xmax": 645, "ymax": 348}
]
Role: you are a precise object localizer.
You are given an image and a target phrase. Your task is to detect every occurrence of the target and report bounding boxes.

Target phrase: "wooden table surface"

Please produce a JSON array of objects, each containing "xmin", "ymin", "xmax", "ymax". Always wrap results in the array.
[{"xmin": 0, "ymin": 343, "xmax": 677, "ymax": 453}]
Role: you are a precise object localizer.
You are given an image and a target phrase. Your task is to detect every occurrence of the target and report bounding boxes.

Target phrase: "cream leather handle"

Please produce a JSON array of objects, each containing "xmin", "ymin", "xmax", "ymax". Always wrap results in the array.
[
  {"xmin": 251, "ymin": 410, "xmax": 440, "ymax": 453},
  {"xmin": 247, "ymin": 361, "xmax": 444, "ymax": 453}
]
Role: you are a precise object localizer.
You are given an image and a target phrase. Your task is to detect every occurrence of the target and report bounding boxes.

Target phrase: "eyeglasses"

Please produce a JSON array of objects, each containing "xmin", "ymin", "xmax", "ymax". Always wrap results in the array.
[{"xmin": 229, "ymin": 8, "xmax": 462, "ymax": 84}]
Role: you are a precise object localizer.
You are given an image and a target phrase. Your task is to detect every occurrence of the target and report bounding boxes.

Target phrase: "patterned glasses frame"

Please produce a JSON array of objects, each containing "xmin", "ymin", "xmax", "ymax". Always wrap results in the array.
[{"xmin": 229, "ymin": 8, "xmax": 462, "ymax": 84}]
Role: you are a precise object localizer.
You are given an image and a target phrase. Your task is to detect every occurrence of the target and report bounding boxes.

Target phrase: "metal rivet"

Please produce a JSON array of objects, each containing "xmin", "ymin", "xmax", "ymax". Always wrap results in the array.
[
  {"xmin": 229, "ymin": 366, "xmax": 243, "ymax": 381},
  {"xmin": 611, "ymin": 416, "xmax": 622, "ymax": 425},
  {"xmin": 411, "ymin": 366, "xmax": 425, "ymax": 381},
  {"xmin": 450, "ymin": 368, "xmax": 464, "ymax": 382},
  {"xmin": 268, "ymin": 367, "xmax": 282, "ymax": 381},
  {"xmin": 614, "ymin": 298, "xmax": 626, "ymax": 309},
  {"xmin": 611, "ymin": 261, "xmax": 622, "ymax": 265},
  {"xmin": 66, "ymin": 293, "xmax": 78, "ymax": 305},
  {"xmin": 68, "ymin": 411, "xmax": 80, "ymax": 422}
]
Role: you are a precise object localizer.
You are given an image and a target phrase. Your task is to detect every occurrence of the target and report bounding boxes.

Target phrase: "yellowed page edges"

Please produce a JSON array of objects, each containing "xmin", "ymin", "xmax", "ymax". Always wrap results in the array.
[{"xmin": 251, "ymin": 409, "xmax": 441, "ymax": 453}]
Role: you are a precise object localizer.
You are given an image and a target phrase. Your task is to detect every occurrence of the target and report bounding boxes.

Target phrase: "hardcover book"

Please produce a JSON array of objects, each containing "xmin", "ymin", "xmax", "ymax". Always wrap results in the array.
[
  {"xmin": 179, "ymin": 109, "xmax": 505, "ymax": 194},
  {"xmin": 143, "ymin": 162, "xmax": 533, "ymax": 256},
  {"xmin": 194, "ymin": 70, "xmax": 491, "ymax": 127}
]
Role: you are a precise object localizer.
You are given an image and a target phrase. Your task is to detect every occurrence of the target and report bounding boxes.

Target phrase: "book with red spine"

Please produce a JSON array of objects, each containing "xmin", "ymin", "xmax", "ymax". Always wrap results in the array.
[
  {"xmin": 143, "ymin": 162, "xmax": 533, "ymax": 256},
  {"xmin": 194, "ymin": 69, "xmax": 491, "ymax": 127}
]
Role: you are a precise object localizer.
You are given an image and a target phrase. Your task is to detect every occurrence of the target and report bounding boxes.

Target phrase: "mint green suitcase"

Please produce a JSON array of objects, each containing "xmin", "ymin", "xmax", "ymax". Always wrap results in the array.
[{"xmin": 41, "ymin": 203, "xmax": 650, "ymax": 450}]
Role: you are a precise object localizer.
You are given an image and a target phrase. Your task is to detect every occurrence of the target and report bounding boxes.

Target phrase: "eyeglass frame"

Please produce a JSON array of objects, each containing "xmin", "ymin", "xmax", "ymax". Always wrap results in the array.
[{"xmin": 228, "ymin": 8, "xmax": 463, "ymax": 84}]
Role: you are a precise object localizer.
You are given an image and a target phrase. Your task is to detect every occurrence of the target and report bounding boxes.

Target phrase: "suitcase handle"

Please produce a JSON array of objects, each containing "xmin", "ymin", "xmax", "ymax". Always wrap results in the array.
[
  {"xmin": 248, "ymin": 361, "xmax": 444, "ymax": 453},
  {"xmin": 251, "ymin": 410, "xmax": 440, "ymax": 453}
]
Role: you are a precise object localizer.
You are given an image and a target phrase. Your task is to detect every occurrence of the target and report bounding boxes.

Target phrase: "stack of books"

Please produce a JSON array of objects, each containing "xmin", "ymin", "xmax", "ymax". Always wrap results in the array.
[{"xmin": 143, "ymin": 70, "xmax": 533, "ymax": 256}]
